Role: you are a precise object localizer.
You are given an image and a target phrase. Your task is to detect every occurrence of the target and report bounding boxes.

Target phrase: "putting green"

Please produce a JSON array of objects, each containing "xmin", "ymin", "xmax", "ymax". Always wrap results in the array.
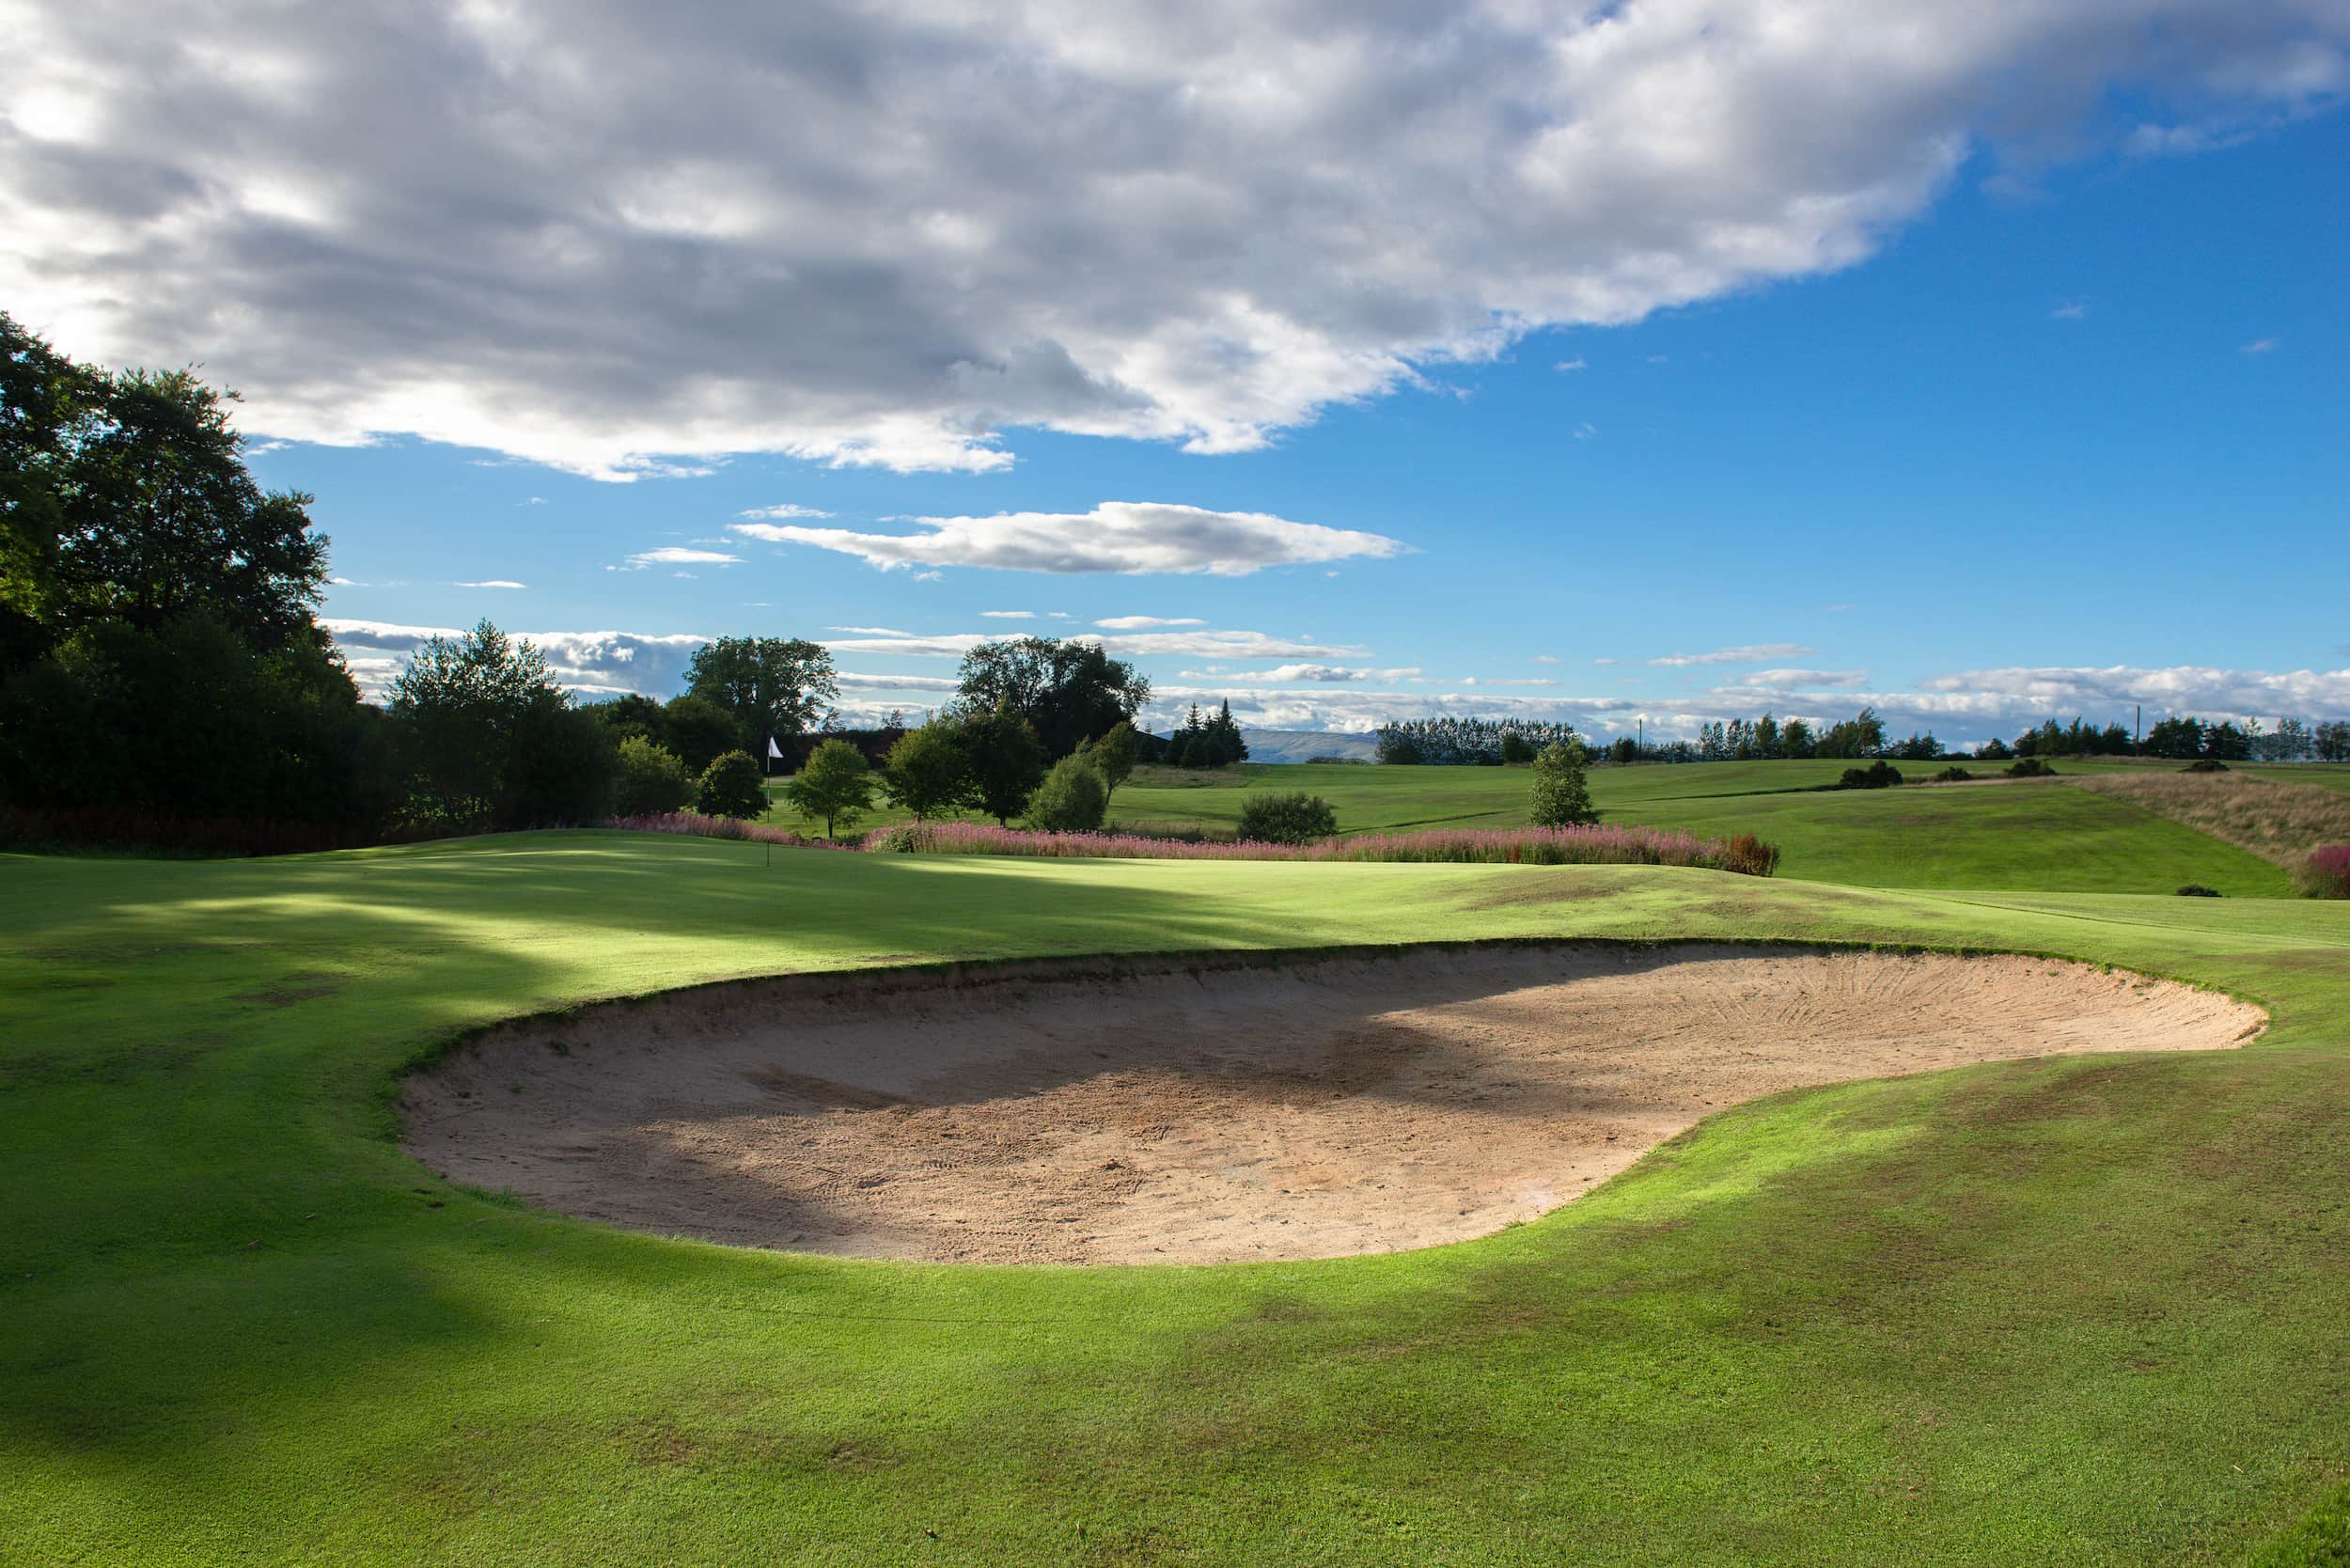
[{"xmin": 5, "ymin": 833, "xmax": 2348, "ymax": 1564}]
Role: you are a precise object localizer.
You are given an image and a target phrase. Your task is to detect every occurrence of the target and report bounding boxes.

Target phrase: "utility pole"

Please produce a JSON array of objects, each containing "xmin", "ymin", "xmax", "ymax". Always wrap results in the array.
[{"xmin": 2135, "ymin": 704, "xmax": 2141, "ymax": 752}]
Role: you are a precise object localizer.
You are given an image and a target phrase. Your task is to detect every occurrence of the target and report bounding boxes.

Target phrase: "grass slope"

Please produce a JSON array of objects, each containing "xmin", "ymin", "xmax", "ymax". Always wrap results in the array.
[
  {"xmin": 770, "ymin": 760, "xmax": 2292, "ymax": 896},
  {"xmin": 5, "ymin": 833, "xmax": 2348, "ymax": 1565}
]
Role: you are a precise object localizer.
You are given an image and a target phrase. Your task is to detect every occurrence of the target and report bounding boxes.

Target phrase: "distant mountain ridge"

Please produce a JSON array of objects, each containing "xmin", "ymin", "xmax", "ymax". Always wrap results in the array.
[{"xmin": 1236, "ymin": 729, "xmax": 1381, "ymax": 764}]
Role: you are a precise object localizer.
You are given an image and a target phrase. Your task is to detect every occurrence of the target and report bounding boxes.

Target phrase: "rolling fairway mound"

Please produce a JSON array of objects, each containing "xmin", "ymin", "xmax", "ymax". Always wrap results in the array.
[
  {"xmin": 410, "ymin": 945, "xmax": 2260, "ymax": 1265},
  {"xmin": 6, "ymin": 832, "xmax": 2349, "ymax": 1565}
]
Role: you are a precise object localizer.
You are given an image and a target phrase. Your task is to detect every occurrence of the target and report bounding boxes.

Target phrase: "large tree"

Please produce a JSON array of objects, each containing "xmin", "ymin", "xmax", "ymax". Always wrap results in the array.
[
  {"xmin": 954, "ymin": 635, "xmax": 1150, "ymax": 760},
  {"xmin": 388, "ymin": 620, "xmax": 613, "ymax": 832},
  {"xmin": 55, "ymin": 366, "xmax": 328, "ymax": 654},
  {"xmin": 1, "ymin": 313, "xmax": 96, "ymax": 675},
  {"xmin": 961, "ymin": 701, "xmax": 1048, "ymax": 825},
  {"xmin": 685, "ymin": 636, "xmax": 838, "ymax": 751}
]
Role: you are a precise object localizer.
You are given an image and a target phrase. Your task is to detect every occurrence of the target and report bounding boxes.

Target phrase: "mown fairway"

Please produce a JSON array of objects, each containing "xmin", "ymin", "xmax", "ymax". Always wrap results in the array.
[
  {"xmin": 767, "ymin": 759, "xmax": 2296, "ymax": 895},
  {"xmin": 5, "ymin": 832, "xmax": 2348, "ymax": 1564}
]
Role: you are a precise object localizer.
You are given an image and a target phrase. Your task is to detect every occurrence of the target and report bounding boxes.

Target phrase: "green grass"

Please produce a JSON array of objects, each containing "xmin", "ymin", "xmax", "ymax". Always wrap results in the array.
[
  {"xmin": 5, "ymin": 832, "xmax": 2349, "ymax": 1564},
  {"xmin": 766, "ymin": 760, "xmax": 2293, "ymax": 896}
]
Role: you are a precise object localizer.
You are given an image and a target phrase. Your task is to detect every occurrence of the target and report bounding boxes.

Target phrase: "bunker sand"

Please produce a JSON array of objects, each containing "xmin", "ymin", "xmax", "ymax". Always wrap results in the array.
[{"xmin": 405, "ymin": 944, "xmax": 2264, "ymax": 1265}]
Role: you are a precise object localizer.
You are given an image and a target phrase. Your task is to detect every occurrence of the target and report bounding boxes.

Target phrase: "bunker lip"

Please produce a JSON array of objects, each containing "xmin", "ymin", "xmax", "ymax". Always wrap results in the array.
[{"xmin": 403, "ymin": 942, "xmax": 2266, "ymax": 1267}]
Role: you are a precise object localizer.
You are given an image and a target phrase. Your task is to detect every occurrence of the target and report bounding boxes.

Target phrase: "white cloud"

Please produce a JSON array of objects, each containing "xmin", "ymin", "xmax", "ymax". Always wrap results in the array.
[
  {"xmin": 1532, "ymin": 654, "xmax": 1559, "ymax": 664},
  {"xmin": 520, "ymin": 496, "xmax": 547, "ymax": 506},
  {"xmin": 731, "ymin": 502, "xmax": 1404, "ymax": 576},
  {"xmin": 2050, "ymin": 302, "xmax": 2088, "ymax": 320},
  {"xmin": 621, "ymin": 546, "xmax": 743, "ymax": 570},
  {"xmin": 739, "ymin": 503, "xmax": 835, "ymax": 519},
  {"xmin": 1554, "ymin": 356, "xmax": 1587, "ymax": 372},
  {"xmin": 1573, "ymin": 422, "xmax": 1597, "ymax": 440},
  {"xmin": 2241, "ymin": 337, "xmax": 2280, "ymax": 353},
  {"xmin": 325, "ymin": 619, "xmax": 710, "ymax": 700},
  {"xmin": 835, "ymin": 670, "xmax": 963, "ymax": 694},
  {"xmin": 1096, "ymin": 615, "xmax": 1207, "ymax": 630},
  {"xmin": 979, "ymin": 609, "xmax": 1035, "ymax": 619},
  {"xmin": 454, "ymin": 579, "xmax": 527, "ymax": 589},
  {"xmin": 822, "ymin": 626, "xmax": 1363, "ymax": 661},
  {"xmin": 1591, "ymin": 657, "xmax": 1619, "ymax": 666},
  {"xmin": 10, "ymin": 3, "xmax": 2334, "ymax": 478},
  {"xmin": 1650, "ymin": 643, "xmax": 1818, "ymax": 666},
  {"xmin": 1178, "ymin": 664, "xmax": 1422, "ymax": 683},
  {"xmin": 1738, "ymin": 667, "xmax": 1868, "ymax": 689}
]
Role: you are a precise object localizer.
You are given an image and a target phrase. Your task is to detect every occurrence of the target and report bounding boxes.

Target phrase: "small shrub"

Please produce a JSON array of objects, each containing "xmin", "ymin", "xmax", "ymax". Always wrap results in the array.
[
  {"xmin": 1718, "ymin": 833, "xmax": 1781, "ymax": 878},
  {"xmin": 696, "ymin": 750, "xmax": 768, "ymax": 819},
  {"xmin": 1026, "ymin": 754, "xmax": 1109, "ymax": 833},
  {"xmin": 2183, "ymin": 758, "xmax": 2231, "ymax": 774},
  {"xmin": 2295, "ymin": 844, "xmax": 2350, "ymax": 900},
  {"xmin": 2005, "ymin": 757, "xmax": 2056, "ymax": 778},
  {"xmin": 1932, "ymin": 766, "xmax": 1973, "ymax": 783},
  {"xmin": 1236, "ymin": 792, "xmax": 1338, "ymax": 845},
  {"xmin": 1837, "ymin": 761, "xmax": 1904, "ymax": 790},
  {"xmin": 2175, "ymin": 885, "xmax": 2222, "ymax": 898},
  {"xmin": 614, "ymin": 736, "xmax": 697, "ymax": 816}
]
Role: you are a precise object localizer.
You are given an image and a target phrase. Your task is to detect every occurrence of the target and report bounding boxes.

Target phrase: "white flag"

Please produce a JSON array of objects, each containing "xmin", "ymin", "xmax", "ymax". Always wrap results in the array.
[{"xmin": 767, "ymin": 737, "xmax": 784, "ymax": 760}]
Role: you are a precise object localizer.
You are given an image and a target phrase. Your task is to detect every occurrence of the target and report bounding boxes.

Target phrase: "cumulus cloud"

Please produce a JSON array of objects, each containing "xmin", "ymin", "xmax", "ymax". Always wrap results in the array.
[
  {"xmin": 325, "ymin": 619, "xmax": 709, "ymax": 699},
  {"xmin": 1178, "ymin": 664, "xmax": 1421, "ymax": 683},
  {"xmin": 979, "ymin": 609, "xmax": 1035, "ymax": 619},
  {"xmin": 1649, "ymin": 643, "xmax": 1818, "ymax": 666},
  {"xmin": 1737, "ymin": 667, "xmax": 1869, "ymax": 689},
  {"xmin": 453, "ymin": 579, "xmax": 527, "ymax": 589},
  {"xmin": 826, "ymin": 626, "xmax": 1364, "ymax": 661},
  {"xmin": 1097, "ymin": 615, "xmax": 1206, "ymax": 630},
  {"xmin": 8, "ymin": 3, "xmax": 2338, "ymax": 479},
  {"xmin": 731, "ymin": 502, "xmax": 1404, "ymax": 576}
]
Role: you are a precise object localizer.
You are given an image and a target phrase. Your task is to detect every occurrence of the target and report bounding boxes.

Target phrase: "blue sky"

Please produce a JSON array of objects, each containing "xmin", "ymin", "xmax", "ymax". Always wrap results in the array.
[{"xmin": 8, "ymin": 3, "xmax": 2345, "ymax": 741}]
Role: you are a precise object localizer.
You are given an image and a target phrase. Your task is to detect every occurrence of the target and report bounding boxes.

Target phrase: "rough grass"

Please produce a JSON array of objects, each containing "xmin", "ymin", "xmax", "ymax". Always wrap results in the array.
[
  {"xmin": 767, "ymin": 760, "xmax": 2293, "ymax": 895},
  {"xmin": 5, "ymin": 833, "xmax": 2350, "ymax": 1564},
  {"xmin": 2073, "ymin": 773, "xmax": 2350, "ymax": 870}
]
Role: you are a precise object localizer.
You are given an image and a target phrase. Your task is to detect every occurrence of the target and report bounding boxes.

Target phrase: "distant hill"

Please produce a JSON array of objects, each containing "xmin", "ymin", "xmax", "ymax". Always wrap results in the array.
[{"xmin": 1238, "ymin": 729, "xmax": 1381, "ymax": 764}]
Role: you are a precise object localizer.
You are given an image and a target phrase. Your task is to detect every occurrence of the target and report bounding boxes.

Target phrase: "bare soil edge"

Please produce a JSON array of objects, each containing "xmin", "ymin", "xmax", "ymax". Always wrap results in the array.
[{"xmin": 402, "ymin": 941, "xmax": 2267, "ymax": 1267}]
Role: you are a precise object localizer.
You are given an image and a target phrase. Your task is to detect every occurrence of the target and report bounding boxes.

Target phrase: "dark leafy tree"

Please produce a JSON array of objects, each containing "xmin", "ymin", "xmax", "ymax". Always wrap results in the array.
[
  {"xmin": 880, "ymin": 720, "xmax": 976, "ymax": 822},
  {"xmin": 1089, "ymin": 721, "xmax": 1139, "ymax": 802},
  {"xmin": 614, "ymin": 735, "xmax": 697, "ymax": 815},
  {"xmin": 786, "ymin": 738, "xmax": 873, "ymax": 838},
  {"xmin": 1, "ymin": 313, "xmax": 98, "ymax": 676},
  {"xmin": 1814, "ymin": 708, "xmax": 1887, "ymax": 760},
  {"xmin": 954, "ymin": 636, "xmax": 1150, "ymax": 760},
  {"xmin": 685, "ymin": 636, "xmax": 838, "ymax": 752},
  {"xmin": 388, "ymin": 620, "xmax": 614, "ymax": 832},
  {"xmin": 661, "ymin": 692, "xmax": 743, "ymax": 775},
  {"xmin": 0, "ymin": 607, "xmax": 397, "ymax": 840},
  {"xmin": 588, "ymin": 693, "xmax": 667, "ymax": 745},
  {"xmin": 961, "ymin": 701, "xmax": 1048, "ymax": 825},
  {"xmin": 55, "ymin": 367, "xmax": 328, "ymax": 654},
  {"xmin": 696, "ymin": 750, "xmax": 768, "ymax": 819}
]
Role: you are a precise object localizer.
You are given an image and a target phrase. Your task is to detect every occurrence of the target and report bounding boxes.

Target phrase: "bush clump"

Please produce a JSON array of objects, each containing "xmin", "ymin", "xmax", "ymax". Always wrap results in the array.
[
  {"xmin": 1025, "ymin": 754, "xmax": 1109, "ymax": 833},
  {"xmin": 1932, "ymin": 766, "xmax": 1973, "ymax": 783},
  {"xmin": 2005, "ymin": 757, "xmax": 2057, "ymax": 778},
  {"xmin": 2295, "ymin": 845, "xmax": 2350, "ymax": 900},
  {"xmin": 614, "ymin": 736, "xmax": 697, "ymax": 816},
  {"xmin": 2175, "ymin": 885, "xmax": 2222, "ymax": 898},
  {"xmin": 1837, "ymin": 761, "xmax": 1904, "ymax": 790},
  {"xmin": 1235, "ymin": 792, "xmax": 1339, "ymax": 845},
  {"xmin": 696, "ymin": 749, "xmax": 768, "ymax": 819},
  {"xmin": 2183, "ymin": 758, "xmax": 2231, "ymax": 773}
]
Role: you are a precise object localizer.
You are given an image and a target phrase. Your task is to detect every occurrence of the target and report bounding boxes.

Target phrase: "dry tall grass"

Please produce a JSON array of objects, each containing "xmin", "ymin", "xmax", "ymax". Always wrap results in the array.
[{"xmin": 2075, "ymin": 773, "xmax": 2350, "ymax": 869}]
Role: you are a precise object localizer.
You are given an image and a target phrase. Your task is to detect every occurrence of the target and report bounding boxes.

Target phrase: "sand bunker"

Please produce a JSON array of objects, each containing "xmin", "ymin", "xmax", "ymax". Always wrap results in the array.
[{"xmin": 404, "ymin": 944, "xmax": 2264, "ymax": 1265}]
